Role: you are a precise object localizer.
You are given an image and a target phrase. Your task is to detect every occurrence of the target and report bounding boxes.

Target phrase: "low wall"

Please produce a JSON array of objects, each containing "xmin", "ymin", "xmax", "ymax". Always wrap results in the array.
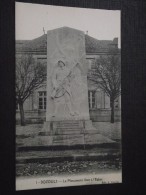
[
  {"xmin": 16, "ymin": 109, "xmax": 121, "ymax": 124},
  {"xmin": 89, "ymin": 109, "xmax": 121, "ymax": 122},
  {"xmin": 16, "ymin": 110, "xmax": 46, "ymax": 124}
]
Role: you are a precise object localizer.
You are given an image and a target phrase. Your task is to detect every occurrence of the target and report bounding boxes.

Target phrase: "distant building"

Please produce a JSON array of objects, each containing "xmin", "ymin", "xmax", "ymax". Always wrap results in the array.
[{"xmin": 16, "ymin": 31, "xmax": 121, "ymax": 123}]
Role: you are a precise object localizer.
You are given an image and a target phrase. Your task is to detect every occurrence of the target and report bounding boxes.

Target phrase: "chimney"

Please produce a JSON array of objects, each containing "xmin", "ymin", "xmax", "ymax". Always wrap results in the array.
[{"xmin": 109, "ymin": 37, "xmax": 118, "ymax": 48}]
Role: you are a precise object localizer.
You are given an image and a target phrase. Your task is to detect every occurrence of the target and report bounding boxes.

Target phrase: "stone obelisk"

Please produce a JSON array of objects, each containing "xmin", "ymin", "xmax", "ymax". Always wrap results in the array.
[{"xmin": 43, "ymin": 27, "xmax": 95, "ymax": 143}]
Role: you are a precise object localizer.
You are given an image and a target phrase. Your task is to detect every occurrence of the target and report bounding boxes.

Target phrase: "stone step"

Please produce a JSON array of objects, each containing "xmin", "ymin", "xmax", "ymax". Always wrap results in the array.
[
  {"xmin": 56, "ymin": 124, "xmax": 81, "ymax": 127},
  {"xmin": 56, "ymin": 127, "xmax": 81, "ymax": 130},
  {"xmin": 56, "ymin": 121, "xmax": 81, "ymax": 125},
  {"xmin": 54, "ymin": 130, "xmax": 83, "ymax": 135},
  {"xmin": 56, "ymin": 123, "xmax": 80, "ymax": 126},
  {"xmin": 52, "ymin": 134, "xmax": 85, "ymax": 145},
  {"xmin": 52, "ymin": 134, "xmax": 83, "ymax": 140},
  {"xmin": 55, "ymin": 127, "xmax": 82, "ymax": 130},
  {"xmin": 55, "ymin": 122, "xmax": 83, "ymax": 129},
  {"xmin": 56, "ymin": 125, "xmax": 81, "ymax": 128}
]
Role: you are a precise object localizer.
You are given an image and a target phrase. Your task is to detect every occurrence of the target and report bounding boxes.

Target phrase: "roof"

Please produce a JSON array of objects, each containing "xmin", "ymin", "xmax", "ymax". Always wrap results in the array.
[
  {"xmin": 16, "ymin": 35, "xmax": 47, "ymax": 53},
  {"xmin": 16, "ymin": 33, "xmax": 118, "ymax": 54},
  {"xmin": 85, "ymin": 35, "xmax": 114, "ymax": 53}
]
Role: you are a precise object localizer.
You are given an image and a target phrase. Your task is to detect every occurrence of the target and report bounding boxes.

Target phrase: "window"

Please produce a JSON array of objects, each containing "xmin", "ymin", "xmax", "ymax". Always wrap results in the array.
[
  {"xmin": 87, "ymin": 58, "xmax": 95, "ymax": 69},
  {"xmin": 16, "ymin": 102, "xmax": 19, "ymax": 110},
  {"xmin": 38, "ymin": 91, "xmax": 46, "ymax": 110},
  {"xmin": 88, "ymin": 91, "xmax": 96, "ymax": 109}
]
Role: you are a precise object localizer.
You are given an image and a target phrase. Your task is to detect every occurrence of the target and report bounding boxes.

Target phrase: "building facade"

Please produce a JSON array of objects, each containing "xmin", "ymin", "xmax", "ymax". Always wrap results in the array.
[{"xmin": 16, "ymin": 31, "xmax": 121, "ymax": 123}]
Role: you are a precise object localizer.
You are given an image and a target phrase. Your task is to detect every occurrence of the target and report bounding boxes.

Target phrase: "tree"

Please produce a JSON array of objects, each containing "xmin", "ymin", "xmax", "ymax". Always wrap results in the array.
[
  {"xmin": 88, "ymin": 48, "xmax": 121, "ymax": 123},
  {"xmin": 16, "ymin": 54, "xmax": 46, "ymax": 125}
]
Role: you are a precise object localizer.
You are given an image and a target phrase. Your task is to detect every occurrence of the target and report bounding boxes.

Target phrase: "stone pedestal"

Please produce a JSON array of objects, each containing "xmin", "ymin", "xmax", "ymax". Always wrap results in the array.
[
  {"xmin": 41, "ymin": 120, "xmax": 97, "ymax": 146},
  {"xmin": 42, "ymin": 120, "xmax": 96, "ymax": 134}
]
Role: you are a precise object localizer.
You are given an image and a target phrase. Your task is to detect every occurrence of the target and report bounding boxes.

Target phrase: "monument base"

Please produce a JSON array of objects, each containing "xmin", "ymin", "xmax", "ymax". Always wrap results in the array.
[
  {"xmin": 36, "ymin": 120, "xmax": 112, "ymax": 147},
  {"xmin": 41, "ymin": 120, "xmax": 97, "ymax": 135}
]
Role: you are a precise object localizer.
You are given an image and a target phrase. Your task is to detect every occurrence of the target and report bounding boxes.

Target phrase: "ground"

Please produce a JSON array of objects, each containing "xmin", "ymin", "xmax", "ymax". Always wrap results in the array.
[
  {"xmin": 16, "ymin": 122, "xmax": 121, "ymax": 140},
  {"xmin": 16, "ymin": 160, "xmax": 121, "ymax": 177},
  {"xmin": 16, "ymin": 122, "xmax": 121, "ymax": 177},
  {"xmin": 93, "ymin": 122, "xmax": 121, "ymax": 140}
]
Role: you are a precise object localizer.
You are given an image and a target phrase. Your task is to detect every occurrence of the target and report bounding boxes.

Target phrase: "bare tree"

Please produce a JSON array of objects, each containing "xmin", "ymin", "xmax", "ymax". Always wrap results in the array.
[
  {"xmin": 88, "ymin": 48, "xmax": 121, "ymax": 123},
  {"xmin": 16, "ymin": 54, "xmax": 46, "ymax": 125}
]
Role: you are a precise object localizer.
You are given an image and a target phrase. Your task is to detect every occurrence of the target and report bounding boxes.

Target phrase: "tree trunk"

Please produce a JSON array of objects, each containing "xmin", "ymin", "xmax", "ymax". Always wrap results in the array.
[
  {"xmin": 110, "ymin": 98, "xmax": 115, "ymax": 123},
  {"xmin": 19, "ymin": 101, "xmax": 25, "ymax": 126}
]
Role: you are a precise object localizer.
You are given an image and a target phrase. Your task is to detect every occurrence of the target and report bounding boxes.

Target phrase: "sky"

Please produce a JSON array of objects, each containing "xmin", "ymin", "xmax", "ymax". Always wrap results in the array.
[{"xmin": 15, "ymin": 2, "xmax": 121, "ymax": 47}]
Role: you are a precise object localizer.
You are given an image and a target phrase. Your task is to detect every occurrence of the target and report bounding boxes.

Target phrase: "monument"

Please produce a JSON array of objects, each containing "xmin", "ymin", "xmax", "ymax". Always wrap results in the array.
[{"xmin": 42, "ymin": 27, "xmax": 98, "ymax": 146}]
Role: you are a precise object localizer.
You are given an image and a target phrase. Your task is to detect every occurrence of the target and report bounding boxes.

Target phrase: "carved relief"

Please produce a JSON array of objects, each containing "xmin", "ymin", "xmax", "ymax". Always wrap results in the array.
[{"xmin": 47, "ymin": 27, "xmax": 90, "ymax": 121}]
